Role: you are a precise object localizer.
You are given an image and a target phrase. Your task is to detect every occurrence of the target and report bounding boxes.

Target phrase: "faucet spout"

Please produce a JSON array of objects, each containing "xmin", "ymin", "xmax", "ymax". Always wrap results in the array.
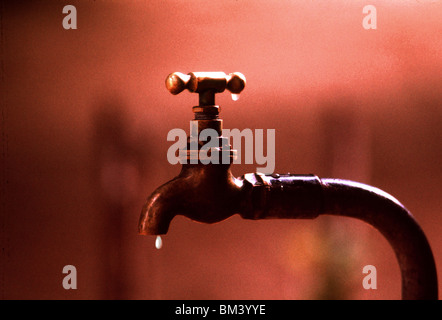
[{"xmin": 138, "ymin": 178, "xmax": 180, "ymax": 235}]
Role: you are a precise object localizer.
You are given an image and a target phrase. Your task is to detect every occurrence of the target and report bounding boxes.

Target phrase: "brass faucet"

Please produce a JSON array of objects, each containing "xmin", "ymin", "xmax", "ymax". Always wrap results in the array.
[{"xmin": 138, "ymin": 72, "xmax": 438, "ymax": 300}]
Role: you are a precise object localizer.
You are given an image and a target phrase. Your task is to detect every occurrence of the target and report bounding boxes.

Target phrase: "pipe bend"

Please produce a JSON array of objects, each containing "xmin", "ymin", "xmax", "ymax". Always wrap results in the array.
[{"xmin": 320, "ymin": 178, "xmax": 438, "ymax": 300}]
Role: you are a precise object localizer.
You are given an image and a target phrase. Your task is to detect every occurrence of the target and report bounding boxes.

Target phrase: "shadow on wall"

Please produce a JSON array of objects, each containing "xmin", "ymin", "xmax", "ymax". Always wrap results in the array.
[
  {"xmin": 319, "ymin": 96, "xmax": 372, "ymax": 184},
  {"xmin": 90, "ymin": 99, "xmax": 150, "ymax": 299}
]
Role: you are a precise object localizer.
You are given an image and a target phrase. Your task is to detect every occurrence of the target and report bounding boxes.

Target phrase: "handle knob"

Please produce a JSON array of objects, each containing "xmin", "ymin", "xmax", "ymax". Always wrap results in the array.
[{"xmin": 165, "ymin": 72, "xmax": 246, "ymax": 96}]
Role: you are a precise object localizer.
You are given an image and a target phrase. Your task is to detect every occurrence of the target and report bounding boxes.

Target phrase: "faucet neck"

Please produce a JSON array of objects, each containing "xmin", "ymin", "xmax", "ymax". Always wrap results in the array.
[{"xmin": 182, "ymin": 103, "xmax": 236, "ymax": 165}]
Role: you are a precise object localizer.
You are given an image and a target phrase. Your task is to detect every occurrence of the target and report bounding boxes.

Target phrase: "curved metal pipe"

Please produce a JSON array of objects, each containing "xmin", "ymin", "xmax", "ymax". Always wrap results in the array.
[
  {"xmin": 240, "ymin": 174, "xmax": 438, "ymax": 299},
  {"xmin": 320, "ymin": 179, "xmax": 438, "ymax": 300}
]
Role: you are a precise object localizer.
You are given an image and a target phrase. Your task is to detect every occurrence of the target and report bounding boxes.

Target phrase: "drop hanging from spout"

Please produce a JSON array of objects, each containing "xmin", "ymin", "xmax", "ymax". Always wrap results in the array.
[{"xmin": 155, "ymin": 235, "xmax": 162, "ymax": 249}]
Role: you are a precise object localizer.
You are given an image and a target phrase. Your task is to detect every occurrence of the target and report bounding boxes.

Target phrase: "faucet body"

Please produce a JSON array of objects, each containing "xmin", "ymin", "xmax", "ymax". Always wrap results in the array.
[
  {"xmin": 138, "ymin": 72, "xmax": 438, "ymax": 299},
  {"xmin": 139, "ymin": 163, "xmax": 244, "ymax": 235}
]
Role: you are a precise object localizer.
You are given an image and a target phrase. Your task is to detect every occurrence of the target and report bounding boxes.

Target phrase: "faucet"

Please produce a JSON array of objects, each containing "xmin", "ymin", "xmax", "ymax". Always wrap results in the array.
[{"xmin": 138, "ymin": 71, "xmax": 438, "ymax": 300}]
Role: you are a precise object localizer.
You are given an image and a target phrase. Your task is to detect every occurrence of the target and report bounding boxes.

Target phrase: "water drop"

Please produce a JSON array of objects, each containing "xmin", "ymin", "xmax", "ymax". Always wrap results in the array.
[
  {"xmin": 155, "ymin": 235, "xmax": 163, "ymax": 249},
  {"xmin": 231, "ymin": 93, "xmax": 240, "ymax": 101}
]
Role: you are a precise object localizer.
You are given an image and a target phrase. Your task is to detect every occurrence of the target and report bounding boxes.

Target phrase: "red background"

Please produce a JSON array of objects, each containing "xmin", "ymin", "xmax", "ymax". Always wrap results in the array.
[{"xmin": 1, "ymin": 0, "xmax": 441, "ymax": 299}]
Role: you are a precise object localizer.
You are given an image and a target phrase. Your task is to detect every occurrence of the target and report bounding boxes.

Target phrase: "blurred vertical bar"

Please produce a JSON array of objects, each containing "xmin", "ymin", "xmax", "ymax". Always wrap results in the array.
[{"xmin": 92, "ymin": 101, "xmax": 146, "ymax": 299}]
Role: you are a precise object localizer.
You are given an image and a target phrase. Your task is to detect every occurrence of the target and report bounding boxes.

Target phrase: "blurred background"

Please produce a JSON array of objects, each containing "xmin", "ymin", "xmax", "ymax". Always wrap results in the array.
[{"xmin": 1, "ymin": 0, "xmax": 441, "ymax": 299}]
